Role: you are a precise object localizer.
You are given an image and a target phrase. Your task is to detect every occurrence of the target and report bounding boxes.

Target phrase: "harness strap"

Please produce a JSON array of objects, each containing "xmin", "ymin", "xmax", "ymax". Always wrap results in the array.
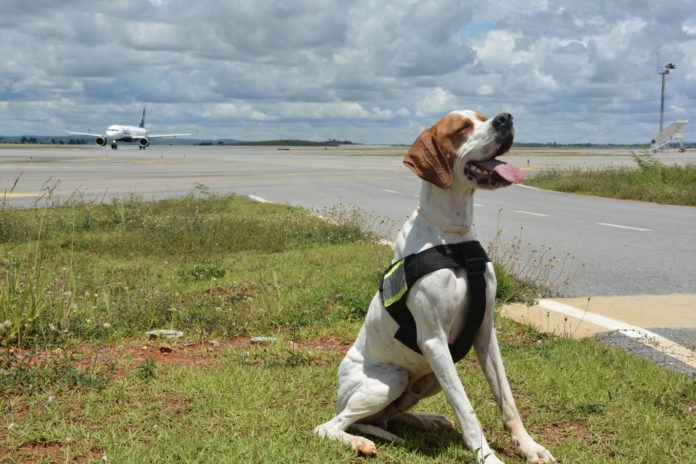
[{"xmin": 379, "ymin": 241, "xmax": 489, "ymax": 363}]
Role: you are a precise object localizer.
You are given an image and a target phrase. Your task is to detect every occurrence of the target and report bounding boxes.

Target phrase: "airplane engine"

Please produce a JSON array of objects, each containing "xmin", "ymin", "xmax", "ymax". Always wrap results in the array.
[
  {"xmin": 95, "ymin": 136, "xmax": 107, "ymax": 146},
  {"xmin": 139, "ymin": 138, "xmax": 150, "ymax": 148}
]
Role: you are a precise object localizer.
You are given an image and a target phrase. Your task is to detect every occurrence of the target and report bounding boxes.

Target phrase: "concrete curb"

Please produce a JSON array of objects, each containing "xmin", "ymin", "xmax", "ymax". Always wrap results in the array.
[{"xmin": 500, "ymin": 294, "xmax": 696, "ymax": 374}]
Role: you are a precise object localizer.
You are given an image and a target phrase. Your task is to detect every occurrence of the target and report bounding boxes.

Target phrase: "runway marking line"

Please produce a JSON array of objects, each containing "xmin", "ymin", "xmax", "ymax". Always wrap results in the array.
[
  {"xmin": 515, "ymin": 210, "xmax": 549, "ymax": 217},
  {"xmin": 247, "ymin": 195, "xmax": 273, "ymax": 204},
  {"xmin": 539, "ymin": 299, "xmax": 696, "ymax": 368},
  {"xmin": 383, "ymin": 189, "xmax": 398, "ymax": 194},
  {"xmin": 597, "ymin": 222, "xmax": 651, "ymax": 232},
  {"xmin": 2, "ymin": 193, "xmax": 39, "ymax": 198}
]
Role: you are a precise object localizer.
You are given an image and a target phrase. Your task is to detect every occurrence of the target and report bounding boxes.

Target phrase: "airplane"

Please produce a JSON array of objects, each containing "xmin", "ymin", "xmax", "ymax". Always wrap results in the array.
[{"xmin": 67, "ymin": 107, "xmax": 189, "ymax": 150}]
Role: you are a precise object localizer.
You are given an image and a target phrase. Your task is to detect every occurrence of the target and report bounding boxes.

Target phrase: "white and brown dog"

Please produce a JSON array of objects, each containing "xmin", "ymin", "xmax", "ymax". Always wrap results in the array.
[{"xmin": 315, "ymin": 111, "xmax": 556, "ymax": 464}]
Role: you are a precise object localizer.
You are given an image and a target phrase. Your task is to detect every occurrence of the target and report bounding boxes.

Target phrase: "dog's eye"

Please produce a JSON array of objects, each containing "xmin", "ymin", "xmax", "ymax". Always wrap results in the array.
[{"xmin": 457, "ymin": 123, "xmax": 471, "ymax": 134}]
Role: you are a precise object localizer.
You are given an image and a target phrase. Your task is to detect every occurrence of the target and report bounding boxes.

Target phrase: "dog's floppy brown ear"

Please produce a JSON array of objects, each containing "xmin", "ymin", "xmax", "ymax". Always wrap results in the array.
[{"xmin": 403, "ymin": 128, "xmax": 453, "ymax": 189}]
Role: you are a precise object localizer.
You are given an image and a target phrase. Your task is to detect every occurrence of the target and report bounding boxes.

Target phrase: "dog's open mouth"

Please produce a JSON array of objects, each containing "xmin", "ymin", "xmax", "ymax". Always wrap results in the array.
[{"xmin": 464, "ymin": 159, "xmax": 524, "ymax": 187}]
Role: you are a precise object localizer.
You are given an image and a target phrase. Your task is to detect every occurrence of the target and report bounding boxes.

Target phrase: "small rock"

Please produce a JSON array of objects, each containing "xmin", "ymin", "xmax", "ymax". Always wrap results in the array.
[
  {"xmin": 251, "ymin": 336, "xmax": 277, "ymax": 344},
  {"xmin": 158, "ymin": 345, "xmax": 173, "ymax": 353},
  {"xmin": 146, "ymin": 329, "xmax": 184, "ymax": 340}
]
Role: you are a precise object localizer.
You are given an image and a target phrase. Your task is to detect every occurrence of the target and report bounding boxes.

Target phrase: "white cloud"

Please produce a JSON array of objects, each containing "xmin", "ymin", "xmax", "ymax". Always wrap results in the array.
[
  {"xmin": 277, "ymin": 101, "xmax": 371, "ymax": 119},
  {"xmin": 202, "ymin": 103, "xmax": 272, "ymax": 121},
  {"xmin": 474, "ymin": 30, "xmax": 524, "ymax": 70},
  {"xmin": 415, "ymin": 87, "xmax": 457, "ymax": 118},
  {"xmin": 0, "ymin": 0, "xmax": 694, "ymax": 143},
  {"xmin": 591, "ymin": 18, "xmax": 647, "ymax": 62},
  {"xmin": 683, "ymin": 21, "xmax": 696, "ymax": 36},
  {"xmin": 476, "ymin": 85, "xmax": 493, "ymax": 96}
]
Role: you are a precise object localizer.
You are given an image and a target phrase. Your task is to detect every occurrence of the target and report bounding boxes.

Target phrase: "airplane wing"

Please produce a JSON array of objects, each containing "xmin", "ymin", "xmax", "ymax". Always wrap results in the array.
[
  {"xmin": 67, "ymin": 130, "xmax": 103, "ymax": 137},
  {"xmin": 148, "ymin": 133, "xmax": 191, "ymax": 139}
]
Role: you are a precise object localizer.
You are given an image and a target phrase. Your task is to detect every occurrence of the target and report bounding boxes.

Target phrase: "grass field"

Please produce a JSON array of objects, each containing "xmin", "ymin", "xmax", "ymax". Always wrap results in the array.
[
  {"xmin": 526, "ymin": 154, "xmax": 696, "ymax": 206},
  {"xmin": 1, "ymin": 194, "xmax": 694, "ymax": 463}
]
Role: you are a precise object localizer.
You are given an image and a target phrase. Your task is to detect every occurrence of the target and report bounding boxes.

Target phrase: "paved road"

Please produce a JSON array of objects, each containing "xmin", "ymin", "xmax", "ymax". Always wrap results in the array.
[{"xmin": 2, "ymin": 145, "xmax": 695, "ymax": 298}]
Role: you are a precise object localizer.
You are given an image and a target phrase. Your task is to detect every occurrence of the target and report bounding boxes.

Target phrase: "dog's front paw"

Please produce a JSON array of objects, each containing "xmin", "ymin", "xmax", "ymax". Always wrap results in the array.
[
  {"xmin": 515, "ymin": 437, "xmax": 556, "ymax": 463},
  {"xmin": 480, "ymin": 450, "xmax": 505, "ymax": 464},
  {"xmin": 354, "ymin": 437, "xmax": 378, "ymax": 457}
]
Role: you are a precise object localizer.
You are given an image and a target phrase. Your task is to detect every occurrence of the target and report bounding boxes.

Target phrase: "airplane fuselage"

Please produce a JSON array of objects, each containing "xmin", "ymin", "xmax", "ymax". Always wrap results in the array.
[
  {"xmin": 99, "ymin": 124, "xmax": 151, "ymax": 149},
  {"xmin": 106, "ymin": 125, "xmax": 148, "ymax": 142}
]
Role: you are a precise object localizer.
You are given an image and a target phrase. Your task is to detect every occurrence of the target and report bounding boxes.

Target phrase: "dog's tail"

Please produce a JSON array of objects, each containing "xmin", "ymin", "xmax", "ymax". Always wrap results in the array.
[{"xmin": 350, "ymin": 423, "xmax": 405, "ymax": 444}]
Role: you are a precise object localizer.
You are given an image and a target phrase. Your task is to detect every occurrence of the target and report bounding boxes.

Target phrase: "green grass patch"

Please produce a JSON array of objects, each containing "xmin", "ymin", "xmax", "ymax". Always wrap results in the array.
[
  {"xmin": 0, "ymin": 193, "xmax": 388, "ymax": 347},
  {"xmin": 507, "ymin": 150, "xmax": 633, "ymax": 157},
  {"xmin": 1, "ymin": 192, "xmax": 693, "ymax": 463},
  {"xmin": 526, "ymin": 154, "xmax": 696, "ymax": 206},
  {"xmin": 2, "ymin": 320, "xmax": 694, "ymax": 463}
]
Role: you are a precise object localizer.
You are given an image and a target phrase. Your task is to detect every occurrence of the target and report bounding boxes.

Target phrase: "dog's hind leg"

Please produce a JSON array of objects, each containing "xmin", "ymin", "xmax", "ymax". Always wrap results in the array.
[
  {"xmin": 392, "ymin": 412, "xmax": 455, "ymax": 431},
  {"xmin": 367, "ymin": 372, "xmax": 455, "ymax": 431},
  {"xmin": 314, "ymin": 351, "xmax": 410, "ymax": 456},
  {"xmin": 350, "ymin": 423, "xmax": 405, "ymax": 444}
]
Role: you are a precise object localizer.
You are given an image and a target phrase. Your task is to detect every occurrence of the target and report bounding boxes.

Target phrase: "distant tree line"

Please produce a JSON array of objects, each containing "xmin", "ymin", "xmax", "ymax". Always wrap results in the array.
[
  {"xmin": 228, "ymin": 139, "xmax": 355, "ymax": 147},
  {"xmin": 514, "ymin": 142, "xmax": 652, "ymax": 148},
  {"xmin": 0, "ymin": 136, "xmax": 88, "ymax": 145}
]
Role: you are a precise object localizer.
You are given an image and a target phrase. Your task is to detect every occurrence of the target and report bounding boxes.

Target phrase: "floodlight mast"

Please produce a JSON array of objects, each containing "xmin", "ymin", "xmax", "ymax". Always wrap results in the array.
[{"xmin": 658, "ymin": 62, "xmax": 676, "ymax": 133}]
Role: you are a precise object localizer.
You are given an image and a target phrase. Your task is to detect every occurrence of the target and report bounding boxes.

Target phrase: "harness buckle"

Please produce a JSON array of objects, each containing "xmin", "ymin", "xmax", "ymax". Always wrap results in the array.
[{"xmin": 465, "ymin": 257, "xmax": 487, "ymax": 276}]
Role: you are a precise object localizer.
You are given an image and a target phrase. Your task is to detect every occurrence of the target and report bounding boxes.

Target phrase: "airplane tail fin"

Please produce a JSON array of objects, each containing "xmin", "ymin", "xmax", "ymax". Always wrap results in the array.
[{"xmin": 139, "ymin": 107, "xmax": 146, "ymax": 128}]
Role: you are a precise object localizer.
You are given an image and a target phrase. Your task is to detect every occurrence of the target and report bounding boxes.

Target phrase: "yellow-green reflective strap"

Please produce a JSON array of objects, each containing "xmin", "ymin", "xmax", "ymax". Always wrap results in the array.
[{"xmin": 383, "ymin": 259, "xmax": 407, "ymax": 308}]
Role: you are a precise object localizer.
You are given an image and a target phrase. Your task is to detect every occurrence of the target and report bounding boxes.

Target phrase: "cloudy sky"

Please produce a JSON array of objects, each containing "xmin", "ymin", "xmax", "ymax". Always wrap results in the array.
[{"xmin": 1, "ymin": 0, "xmax": 694, "ymax": 144}]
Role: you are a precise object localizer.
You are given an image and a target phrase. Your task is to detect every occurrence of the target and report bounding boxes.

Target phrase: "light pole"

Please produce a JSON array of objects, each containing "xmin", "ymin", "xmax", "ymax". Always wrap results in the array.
[{"xmin": 658, "ymin": 62, "xmax": 676, "ymax": 133}]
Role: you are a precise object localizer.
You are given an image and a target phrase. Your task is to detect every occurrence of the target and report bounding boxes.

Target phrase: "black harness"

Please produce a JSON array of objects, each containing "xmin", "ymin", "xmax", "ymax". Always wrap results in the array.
[{"xmin": 379, "ymin": 241, "xmax": 490, "ymax": 363}]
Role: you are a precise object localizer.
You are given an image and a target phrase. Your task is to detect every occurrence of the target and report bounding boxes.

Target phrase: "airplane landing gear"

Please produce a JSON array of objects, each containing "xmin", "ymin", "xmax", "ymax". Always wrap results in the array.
[{"xmin": 111, "ymin": 142, "xmax": 118, "ymax": 150}]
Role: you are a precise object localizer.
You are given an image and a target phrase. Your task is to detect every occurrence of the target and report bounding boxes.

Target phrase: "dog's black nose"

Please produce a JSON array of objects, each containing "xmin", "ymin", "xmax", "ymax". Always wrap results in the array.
[{"xmin": 492, "ymin": 113, "xmax": 513, "ymax": 130}]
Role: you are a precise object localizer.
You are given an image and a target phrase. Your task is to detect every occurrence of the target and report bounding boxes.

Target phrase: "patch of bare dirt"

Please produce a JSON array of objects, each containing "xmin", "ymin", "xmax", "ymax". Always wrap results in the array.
[
  {"xmin": 542, "ymin": 421, "xmax": 591, "ymax": 442},
  {"xmin": 302, "ymin": 336, "xmax": 352, "ymax": 355},
  {"xmin": 2, "ymin": 437, "xmax": 127, "ymax": 463},
  {"xmin": 4, "ymin": 335, "xmax": 351, "ymax": 379}
]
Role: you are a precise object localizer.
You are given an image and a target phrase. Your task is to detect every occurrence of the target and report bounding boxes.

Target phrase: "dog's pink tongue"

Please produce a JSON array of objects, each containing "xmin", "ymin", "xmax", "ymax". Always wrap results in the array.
[
  {"xmin": 476, "ymin": 159, "xmax": 524, "ymax": 184},
  {"xmin": 493, "ymin": 162, "xmax": 524, "ymax": 184}
]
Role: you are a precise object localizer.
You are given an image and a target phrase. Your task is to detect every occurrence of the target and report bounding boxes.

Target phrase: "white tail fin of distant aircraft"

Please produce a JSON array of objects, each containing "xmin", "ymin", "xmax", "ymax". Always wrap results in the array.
[{"xmin": 67, "ymin": 107, "xmax": 190, "ymax": 150}]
